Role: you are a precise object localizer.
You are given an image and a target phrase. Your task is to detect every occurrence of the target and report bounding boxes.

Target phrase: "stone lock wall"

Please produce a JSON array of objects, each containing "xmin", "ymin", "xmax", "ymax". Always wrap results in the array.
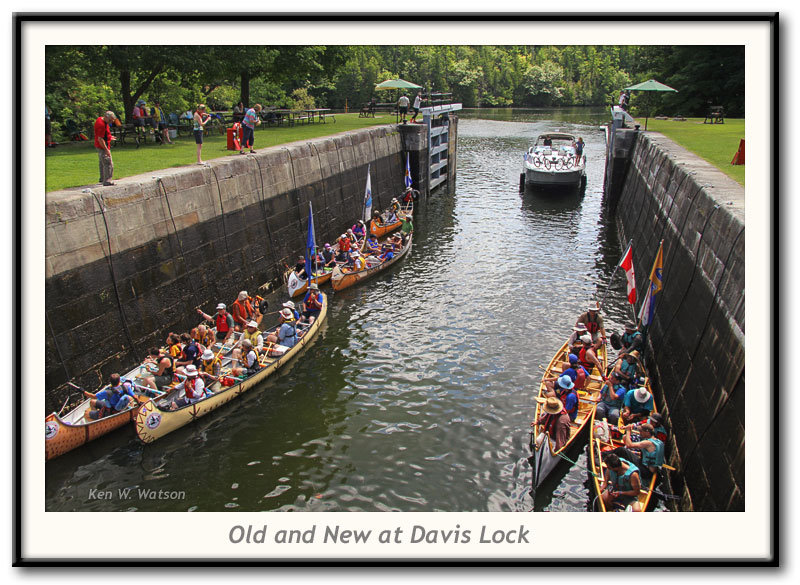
[
  {"xmin": 45, "ymin": 125, "xmax": 426, "ymax": 412},
  {"xmin": 612, "ymin": 130, "xmax": 745, "ymax": 511}
]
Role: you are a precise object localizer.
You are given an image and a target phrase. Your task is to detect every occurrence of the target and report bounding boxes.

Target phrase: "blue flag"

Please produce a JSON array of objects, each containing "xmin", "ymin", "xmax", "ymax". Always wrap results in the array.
[
  {"xmin": 405, "ymin": 153, "xmax": 413, "ymax": 188},
  {"xmin": 305, "ymin": 202, "xmax": 316, "ymax": 289},
  {"xmin": 638, "ymin": 241, "xmax": 663, "ymax": 327}
]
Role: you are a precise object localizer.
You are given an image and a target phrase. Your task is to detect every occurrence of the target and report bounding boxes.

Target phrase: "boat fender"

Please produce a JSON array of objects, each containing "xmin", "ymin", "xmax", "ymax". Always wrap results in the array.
[
  {"xmin": 259, "ymin": 300, "xmax": 269, "ymax": 315},
  {"xmin": 609, "ymin": 332, "xmax": 622, "ymax": 350}
]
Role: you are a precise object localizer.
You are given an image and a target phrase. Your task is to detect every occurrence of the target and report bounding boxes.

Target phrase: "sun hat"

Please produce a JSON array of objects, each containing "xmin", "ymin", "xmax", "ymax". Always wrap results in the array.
[
  {"xmin": 246, "ymin": 320, "xmax": 258, "ymax": 328},
  {"xmin": 536, "ymin": 396, "xmax": 564, "ymax": 416},
  {"xmin": 280, "ymin": 308, "xmax": 294, "ymax": 320},
  {"xmin": 324, "ymin": 243, "xmax": 331, "ymax": 249},
  {"xmin": 185, "ymin": 365, "xmax": 198, "ymax": 377},
  {"xmin": 634, "ymin": 387, "xmax": 651, "ymax": 404},
  {"xmin": 627, "ymin": 350, "xmax": 640, "ymax": 360},
  {"xmin": 557, "ymin": 375, "xmax": 575, "ymax": 390},
  {"xmin": 282, "ymin": 301, "xmax": 295, "ymax": 309},
  {"xmin": 572, "ymin": 323, "xmax": 587, "ymax": 332},
  {"xmin": 216, "ymin": 303, "xmax": 226, "ymax": 310},
  {"xmin": 241, "ymin": 339, "xmax": 252, "ymax": 347},
  {"xmin": 587, "ymin": 301, "xmax": 600, "ymax": 312},
  {"xmin": 238, "ymin": 291, "xmax": 248, "ymax": 300},
  {"xmin": 580, "ymin": 334, "xmax": 593, "ymax": 344},
  {"xmin": 309, "ymin": 283, "xmax": 319, "ymax": 290},
  {"xmin": 202, "ymin": 349, "xmax": 214, "ymax": 360}
]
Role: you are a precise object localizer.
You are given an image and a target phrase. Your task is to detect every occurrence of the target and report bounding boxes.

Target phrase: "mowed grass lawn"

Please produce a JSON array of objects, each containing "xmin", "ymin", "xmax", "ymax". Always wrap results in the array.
[
  {"xmin": 45, "ymin": 113, "xmax": 399, "ymax": 192},
  {"xmin": 640, "ymin": 118, "xmax": 745, "ymax": 186}
]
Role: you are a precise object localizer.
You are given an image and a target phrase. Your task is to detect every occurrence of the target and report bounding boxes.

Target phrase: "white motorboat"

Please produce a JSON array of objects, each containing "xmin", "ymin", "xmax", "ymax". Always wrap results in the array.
[{"xmin": 523, "ymin": 133, "xmax": 586, "ymax": 188}]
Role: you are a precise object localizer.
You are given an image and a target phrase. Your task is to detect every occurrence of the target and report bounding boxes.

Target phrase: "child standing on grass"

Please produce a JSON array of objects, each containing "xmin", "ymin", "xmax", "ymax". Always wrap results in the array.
[{"xmin": 193, "ymin": 104, "xmax": 210, "ymax": 164}]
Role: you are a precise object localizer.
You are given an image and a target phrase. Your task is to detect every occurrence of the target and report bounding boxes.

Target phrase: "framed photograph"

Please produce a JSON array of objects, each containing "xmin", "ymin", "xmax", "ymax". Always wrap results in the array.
[{"xmin": 14, "ymin": 12, "xmax": 776, "ymax": 566}]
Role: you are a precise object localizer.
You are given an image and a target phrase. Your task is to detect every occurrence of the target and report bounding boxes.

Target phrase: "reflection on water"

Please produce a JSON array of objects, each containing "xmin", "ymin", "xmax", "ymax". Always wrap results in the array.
[{"xmin": 46, "ymin": 109, "xmax": 665, "ymax": 512}]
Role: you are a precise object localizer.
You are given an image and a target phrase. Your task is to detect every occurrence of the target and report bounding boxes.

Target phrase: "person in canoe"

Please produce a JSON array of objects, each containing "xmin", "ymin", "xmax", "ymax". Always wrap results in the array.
[
  {"xmin": 596, "ymin": 371, "xmax": 627, "ymax": 426},
  {"xmin": 600, "ymin": 453, "xmax": 642, "ymax": 512},
  {"xmin": 165, "ymin": 332, "xmax": 182, "ymax": 358},
  {"xmin": 191, "ymin": 324, "xmax": 216, "ymax": 353},
  {"xmin": 568, "ymin": 323, "xmax": 588, "ymax": 350},
  {"xmin": 378, "ymin": 243, "xmax": 395, "ymax": 263},
  {"xmin": 198, "ymin": 348, "xmax": 221, "ymax": 380},
  {"xmin": 336, "ymin": 233, "xmax": 352, "ymax": 262},
  {"xmin": 531, "ymin": 396, "xmax": 571, "ymax": 451},
  {"xmin": 612, "ymin": 423, "xmax": 666, "ymax": 484},
  {"xmin": 142, "ymin": 347, "xmax": 176, "ymax": 391},
  {"xmin": 232, "ymin": 320, "xmax": 264, "ymax": 367},
  {"xmin": 293, "ymin": 256, "xmax": 308, "ymax": 280},
  {"xmin": 620, "ymin": 384, "xmax": 654, "ymax": 426},
  {"xmin": 174, "ymin": 332, "xmax": 201, "ymax": 375},
  {"xmin": 578, "ymin": 334, "xmax": 605, "ymax": 378},
  {"xmin": 347, "ymin": 250, "xmax": 366, "ymax": 271},
  {"xmin": 563, "ymin": 353, "xmax": 589, "ymax": 390},
  {"xmin": 169, "ymin": 365, "xmax": 207, "ymax": 409},
  {"xmin": 351, "ymin": 222, "xmax": 365, "ymax": 242},
  {"xmin": 611, "ymin": 321, "xmax": 643, "ymax": 358},
  {"xmin": 400, "ymin": 214, "xmax": 413, "ymax": 237},
  {"xmin": 300, "ymin": 283, "xmax": 324, "ymax": 326},
  {"xmin": 575, "ymin": 301, "xmax": 607, "ymax": 348},
  {"xmin": 321, "ymin": 243, "xmax": 336, "ymax": 269},
  {"xmin": 390, "ymin": 198, "xmax": 401, "ymax": 216},
  {"xmin": 282, "ymin": 300, "xmax": 301, "ymax": 321},
  {"xmin": 197, "ymin": 303, "xmax": 235, "ymax": 347},
  {"xmin": 365, "ymin": 234, "xmax": 380, "ymax": 255},
  {"xmin": 612, "ymin": 350, "xmax": 641, "ymax": 388},
  {"xmin": 265, "ymin": 308, "xmax": 299, "ymax": 351},
  {"xmin": 231, "ymin": 339, "xmax": 261, "ymax": 378},
  {"xmin": 545, "ymin": 374, "xmax": 579, "ymax": 422},
  {"xmin": 84, "ymin": 373, "xmax": 138, "ymax": 420},
  {"xmin": 231, "ymin": 290, "xmax": 258, "ymax": 331}
]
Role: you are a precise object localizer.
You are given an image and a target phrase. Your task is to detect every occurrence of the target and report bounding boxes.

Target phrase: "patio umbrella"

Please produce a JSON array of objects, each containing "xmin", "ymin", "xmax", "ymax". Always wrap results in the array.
[
  {"xmin": 624, "ymin": 79, "xmax": 678, "ymax": 130},
  {"xmin": 375, "ymin": 78, "xmax": 423, "ymax": 90}
]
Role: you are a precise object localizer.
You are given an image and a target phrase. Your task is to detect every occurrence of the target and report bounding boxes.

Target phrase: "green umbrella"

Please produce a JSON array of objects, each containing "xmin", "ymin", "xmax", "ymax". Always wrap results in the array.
[
  {"xmin": 375, "ymin": 78, "xmax": 423, "ymax": 90},
  {"xmin": 623, "ymin": 79, "xmax": 678, "ymax": 130}
]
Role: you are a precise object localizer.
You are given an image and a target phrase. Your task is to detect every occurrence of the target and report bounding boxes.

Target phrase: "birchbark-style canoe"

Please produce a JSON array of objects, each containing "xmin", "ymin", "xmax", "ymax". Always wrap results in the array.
[
  {"xmin": 134, "ymin": 293, "xmax": 328, "ymax": 443},
  {"xmin": 529, "ymin": 339, "xmax": 606, "ymax": 488},
  {"xmin": 45, "ymin": 368, "xmax": 166, "ymax": 461},
  {"xmin": 589, "ymin": 377, "xmax": 658, "ymax": 512},
  {"xmin": 330, "ymin": 234, "xmax": 412, "ymax": 292}
]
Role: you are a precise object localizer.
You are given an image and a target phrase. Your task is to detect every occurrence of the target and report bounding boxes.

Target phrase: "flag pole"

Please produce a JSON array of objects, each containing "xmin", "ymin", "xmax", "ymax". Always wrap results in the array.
[{"xmin": 598, "ymin": 239, "xmax": 633, "ymax": 311}]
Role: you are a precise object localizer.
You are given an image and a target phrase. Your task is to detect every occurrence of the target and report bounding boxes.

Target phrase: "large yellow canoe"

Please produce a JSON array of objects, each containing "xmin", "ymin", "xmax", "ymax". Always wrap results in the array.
[
  {"xmin": 529, "ymin": 339, "xmax": 606, "ymax": 488},
  {"xmin": 330, "ymin": 234, "xmax": 412, "ymax": 292},
  {"xmin": 134, "ymin": 293, "xmax": 328, "ymax": 443},
  {"xmin": 589, "ymin": 376, "xmax": 659, "ymax": 512}
]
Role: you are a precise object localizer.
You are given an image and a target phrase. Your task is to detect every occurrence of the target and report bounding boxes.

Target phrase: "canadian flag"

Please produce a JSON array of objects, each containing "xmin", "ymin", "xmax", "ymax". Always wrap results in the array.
[{"xmin": 620, "ymin": 243, "xmax": 636, "ymax": 305}]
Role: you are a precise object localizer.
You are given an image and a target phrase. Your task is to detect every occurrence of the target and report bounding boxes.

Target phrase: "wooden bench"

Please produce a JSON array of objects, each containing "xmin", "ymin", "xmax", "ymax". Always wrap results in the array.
[
  {"xmin": 704, "ymin": 106, "xmax": 725, "ymax": 124},
  {"xmin": 359, "ymin": 103, "xmax": 375, "ymax": 118},
  {"xmin": 320, "ymin": 112, "xmax": 335, "ymax": 123}
]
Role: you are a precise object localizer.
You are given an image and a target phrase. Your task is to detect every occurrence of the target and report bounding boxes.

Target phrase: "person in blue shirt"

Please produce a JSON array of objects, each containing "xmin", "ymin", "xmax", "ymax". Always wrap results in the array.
[
  {"xmin": 613, "ymin": 350, "xmax": 640, "ymax": 387},
  {"xmin": 266, "ymin": 308, "xmax": 298, "ymax": 351},
  {"xmin": 84, "ymin": 373, "xmax": 137, "ymax": 420},
  {"xmin": 300, "ymin": 283, "xmax": 324, "ymax": 326},
  {"xmin": 613, "ymin": 423, "xmax": 665, "ymax": 483},
  {"xmin": 620, "ymin": 384, "xmax": 654, "ymax": 426},
  {"xmin": 378, "ymin": 244, "xmax": 394, "ymax": 262},
  {"xmin": 550, "ymin": 374, "xmax": 579, "ymax": 422},
  {"xmin": 596, "ymin": 371, "xmax": 627, "ymax": 425}
]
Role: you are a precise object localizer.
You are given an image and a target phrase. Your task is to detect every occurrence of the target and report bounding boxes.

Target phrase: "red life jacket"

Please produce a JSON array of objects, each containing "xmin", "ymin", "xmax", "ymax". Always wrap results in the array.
[
  {"xmin": 574, "ymin": 366, "xmax": 587, "ymax": 390},
  {"xmin": 579, "ymin": 346, "xmax": 594, "ymax": 371},
  {"xmin": 184, "ymin": 377, "xmax": 203, "ymax": 400},
  {"xmin": 232, "ymin": 299, "xmax": 253, "ymax": 325},
  {"xmin": 339, "ymin": 237, "xmax": 351, "ymax": 252},
  {"xmin": 216, "ymin": 311, "xmax": 231, "ymax": 334},
  {"xmin": 584, "ymin": 313, "xmax": 600, "ymax": 335}
]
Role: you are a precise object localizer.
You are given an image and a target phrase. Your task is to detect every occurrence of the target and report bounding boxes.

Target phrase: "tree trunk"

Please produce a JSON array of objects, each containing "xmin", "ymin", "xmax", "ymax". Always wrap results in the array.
[
  {"xmin": 240, "ymin": 71, "xmax": 251, "ymax": 107},
  {"xmin": 120, "ymin": 70, "xmax": 134, "ymax": 124}
]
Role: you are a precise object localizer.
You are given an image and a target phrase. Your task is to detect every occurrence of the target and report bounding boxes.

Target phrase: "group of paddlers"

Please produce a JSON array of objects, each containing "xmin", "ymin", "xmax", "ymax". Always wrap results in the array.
[{"xmin": 531, "ymin": 299, "xmax": 669, "ymax": 511}]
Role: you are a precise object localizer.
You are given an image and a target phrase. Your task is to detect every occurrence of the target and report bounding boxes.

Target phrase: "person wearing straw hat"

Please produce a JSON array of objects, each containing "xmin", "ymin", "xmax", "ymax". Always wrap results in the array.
[
  {"xmin": 613, "ymin": 350, "xmax": 641, "ymax": 388},
  {"xmin": 232, "ymin": 320, "xmax": 264, "ymax": 369},
  {"xmin": 265, "ymin": 307, "xmax": 299, "ymax": 350},
  {"xmin": 169, "ymin": 365, "xmax": 206, "ymax": 409},
  {"xmin": 231, "ymin": 339, "xmax": 261, "ymax": 378},
  {"xmin": 620, "ymin": 382, "xmax": 654, "ymax": 426},
  {"xmin": 531, "ymin": 396, "xmax": 571, "ymax": 451},
  {"xmin": 198, "ymin": 348, "xmax": 221, "ymax": 380},
  {"xmin": 575, "ymin": 300, "xmax": 606, "ymax": 347}
]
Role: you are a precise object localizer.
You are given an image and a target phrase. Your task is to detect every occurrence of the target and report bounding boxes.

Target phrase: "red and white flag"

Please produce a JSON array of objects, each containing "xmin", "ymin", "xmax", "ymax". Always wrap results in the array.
[{"xmin": 619, "ymin": 243, "xmax": 636, "ymax": 305}]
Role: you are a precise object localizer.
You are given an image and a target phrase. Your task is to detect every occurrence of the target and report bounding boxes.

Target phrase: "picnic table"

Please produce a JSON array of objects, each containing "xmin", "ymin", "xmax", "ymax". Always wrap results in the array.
[{"xmin": 264, "ymin": 108, "xmax": 334, "ymax": 126}]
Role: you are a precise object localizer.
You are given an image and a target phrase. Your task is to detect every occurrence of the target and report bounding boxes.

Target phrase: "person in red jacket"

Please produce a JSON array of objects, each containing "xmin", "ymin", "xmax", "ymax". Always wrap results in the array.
[{"xmin": 93, "ymin": 111, "xmax": 116, "ymax": 186}]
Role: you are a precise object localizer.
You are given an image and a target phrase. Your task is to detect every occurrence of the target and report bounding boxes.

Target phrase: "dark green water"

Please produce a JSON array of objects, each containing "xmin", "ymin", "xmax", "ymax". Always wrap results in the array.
[{"xmin": 45, "ymin": 107, "xmax": 659, "ymax": 512}]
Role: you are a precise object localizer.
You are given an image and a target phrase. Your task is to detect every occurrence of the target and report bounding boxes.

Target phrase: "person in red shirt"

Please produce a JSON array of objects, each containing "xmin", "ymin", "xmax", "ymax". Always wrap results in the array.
[{"xmin": 93, "ymin": 111, "xmax": 116, "ymax": 186}]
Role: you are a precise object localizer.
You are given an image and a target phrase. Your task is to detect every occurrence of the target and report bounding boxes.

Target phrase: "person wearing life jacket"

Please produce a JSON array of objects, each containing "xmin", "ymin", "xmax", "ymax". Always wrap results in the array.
[
  {"xmin": 620, "ymin": 383, "xmax": 654, "ymax": 426},
  {"xmin": 321, "ymin": 243, "xmax": 336, "ymax": 268},
  {"xmin": 568, "ymin": 322, "xmax": 589, "ymax": 350},
  {"xmin": 378, "ymin": 244, "xmax": 394, "ymax": 263},
  {"xmin": 390, "ymin": 198, "xmax": 401, "ymax": 215},
  {"xmin": 169, "ymin": 365, "xmax": 207, "ymax": 409},
  {"xmin": 231, "ymin": 290, "xmax": 256, "ymax": 332},
  {"xmin": 336, "ymin": 234, "xmax": 351, "ymax": 262},
  {"xmin": 84, "ymin": 373, "xmax": 138, "ymax": 420},
  {"xmin": 578, "ymin": 334, "xmax": 604, "ymax": 378},
  {"xmin": 197, "ymin": 303, "xmax": 234, "ymax": 347},
  {"xmin": 613, "ymin": 423, "xmax": 665, "ymax": 484},
  {"xmin": 198, "ymin": 348, "xmax": 221, "ymax": 380},
  {"xmin": 282, "ymin": 300, "xmax": 301, "ymax": 321},
  {"xmin": 596, "ymin": 371, "xmax": 627, "ymax": 426},
  {"xmin": 300, "ymin": 283, "xmax": 324, "ymax": 326},
  {"xmin": 142, "ymin": 346, "xmax": 175, "ymax": 391},
  {"xmin": 546, "ymin": 374, "xmax": 579, "ymax": 422},
  {"xmin": 562, "ymin": 353, "xmax": 589, "ymax": 390},
  {"xmin": 231, "ymin": 339, "xmax": 261, "ymax": 378},
  {"xmin": 232, "ymin": 320, "xmax": 264, "ymax": 368},
  {"xmin": 265, "ymin": 308, "xmax": 299, "ymax": 351},
  {"xmin": 575, "ymin": 301, "xmax": 606, "ymax": 347},
  {"xmin": 403, "ymin": 186, "xmax": 414, "ymax": 204},
  {"xmin": 614, "ymin": 321, "xmax": 643, "ymax": 358},
  {"xmin": 191, "ymin": 324, "xmax": 216, "ymax": 353},
  {"xmin": 531, "ymin": 396, "xmax": 571, "ymax": 451},
  {"xmin": 351, "ymin": 222, "xmax": 366, "ymax": 243},
  {"xmin": 165, "ymin": 332, "xmax": 182, "ymax": 358},
  {"xmin": 347, "ymin": 250, "xmax": 366, "ymax": 272},
  {"xmin": 601, "ymin": 453, "xmax": 642, "ymax": 511},
  {"xmin": 613, "ymin": 350, "xmax": 641, "ymax": 388},
  {"xmin": 365, "ymin": 235, "xmax": 380, "ymax": 255}
]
